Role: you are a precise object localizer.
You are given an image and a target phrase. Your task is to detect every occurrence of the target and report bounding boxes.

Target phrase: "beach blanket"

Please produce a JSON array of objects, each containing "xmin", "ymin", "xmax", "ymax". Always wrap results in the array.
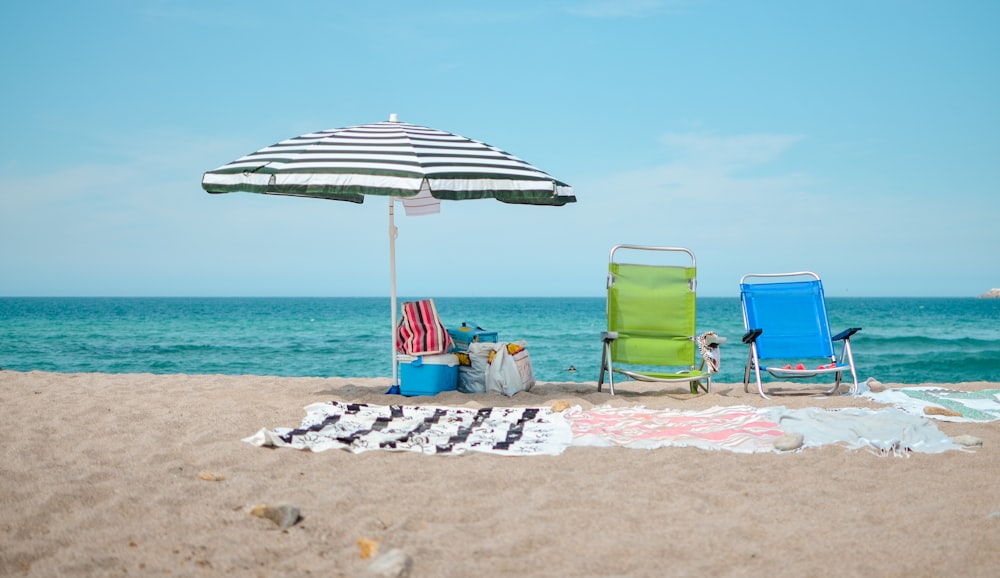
[
  {"xmin": 566, "ymin": 405, "xmax": 784, "ymax": 454},
  {"xmin": 243, "ymin": 402, "xmax": 573, "ymax": 456},
  {"xmin": 246, "ymin": 402, "xmax": 962, "ymax": 457},
  {"xmin": 764, "ymin": 406, "xmax": 960, "ymax": 456},
  {"xmin": 861, "ymin": 387, "xmax": 1000, "ymax": 422},
  {"xmin": 565, "ymin": 405, "xmax": 959, "ymax": 455}
]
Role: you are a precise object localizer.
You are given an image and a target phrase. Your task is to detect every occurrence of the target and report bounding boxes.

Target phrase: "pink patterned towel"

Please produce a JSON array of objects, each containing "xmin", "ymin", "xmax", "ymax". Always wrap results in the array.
[{"xmin": 566, "ymin": 405, "xmax": 785, "ymax": 454}]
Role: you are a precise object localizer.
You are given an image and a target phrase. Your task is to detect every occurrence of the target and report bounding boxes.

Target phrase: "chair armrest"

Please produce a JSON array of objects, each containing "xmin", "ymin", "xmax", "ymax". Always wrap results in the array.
[
  {"xmin": 742, "ymin": 328, "xmax": 763, "ymax": 344},
  {"xmin": 832, "ymin": 327, "xmax": 862, "ymax": 341},
  {"xmin": 601, "ymin": 331, "xmax": 619, "ymax": 343}
]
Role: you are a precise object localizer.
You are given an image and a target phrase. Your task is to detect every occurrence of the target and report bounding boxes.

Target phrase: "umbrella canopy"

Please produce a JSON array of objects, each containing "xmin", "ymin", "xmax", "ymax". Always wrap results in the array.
[
  {"xmin": 202, "ymin": 114, "xmax": 575, "ymax": 385},
  {"xmin": 202, "ymin": 113, "xmax": 574, "ymax": 205}
]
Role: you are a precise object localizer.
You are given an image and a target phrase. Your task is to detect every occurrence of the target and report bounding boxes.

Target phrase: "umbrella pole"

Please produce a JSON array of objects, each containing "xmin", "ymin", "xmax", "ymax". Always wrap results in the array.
[{"xmin": 389, "ymin": 197, "xmax": 399, "ymax": 387}]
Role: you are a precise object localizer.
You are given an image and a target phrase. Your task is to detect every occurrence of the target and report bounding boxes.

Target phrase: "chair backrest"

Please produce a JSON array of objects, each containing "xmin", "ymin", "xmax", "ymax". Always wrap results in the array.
[
  {"xmin": 740, "ymin": 273, "xmax": 834, "ymax": 359},
  {"xmin": 607, "ymin": 246, "xmax": 697, "ymax": 367}
]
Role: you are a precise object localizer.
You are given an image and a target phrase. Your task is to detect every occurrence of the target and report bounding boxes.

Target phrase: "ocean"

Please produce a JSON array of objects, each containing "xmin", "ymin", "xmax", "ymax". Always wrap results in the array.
[{"xmin": 2, "ymin": 297, "xmax": 999, "ymax": 385}]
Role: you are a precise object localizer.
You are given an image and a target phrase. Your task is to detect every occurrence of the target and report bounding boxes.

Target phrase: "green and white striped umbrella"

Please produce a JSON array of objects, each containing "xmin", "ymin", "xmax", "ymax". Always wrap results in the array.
[
  {"xmin": 202, "ymin": 114, "xmax": 575, "ymax": 386},
  {"xmin": 202, "ymin": 113, "xmax": 574, "ymax": 206}
]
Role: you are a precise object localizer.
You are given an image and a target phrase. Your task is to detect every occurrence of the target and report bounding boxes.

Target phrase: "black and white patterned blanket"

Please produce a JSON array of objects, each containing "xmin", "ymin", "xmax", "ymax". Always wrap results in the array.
[{"xmin": 243, "ymin": 401, "xmax": 573, "ymax": 456}]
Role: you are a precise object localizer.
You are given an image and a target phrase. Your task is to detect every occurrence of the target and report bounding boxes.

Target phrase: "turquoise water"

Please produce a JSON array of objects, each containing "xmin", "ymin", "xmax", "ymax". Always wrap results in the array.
[{"xmin": 2, "ymin": 297, "xmax": 999, "ymax": 384}]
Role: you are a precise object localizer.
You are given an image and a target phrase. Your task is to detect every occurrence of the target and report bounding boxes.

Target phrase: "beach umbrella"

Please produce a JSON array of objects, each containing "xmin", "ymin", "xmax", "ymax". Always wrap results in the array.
[{"xmin": 202, "ymin": 114, "xmax": 575, "ymax": 386}]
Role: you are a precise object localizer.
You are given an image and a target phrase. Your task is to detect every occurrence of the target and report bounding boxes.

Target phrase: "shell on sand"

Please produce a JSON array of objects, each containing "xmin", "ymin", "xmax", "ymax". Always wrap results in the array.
[
  {"xmin": 358, "ymin": 537, "xmax": 380, "ymax": 559},
  {"xmin": 197, "ymin": 472, "xmax": 226, "ymax": 482},
  {"xmin": 924, "ymin": 406, "xmax": 963, "ymax": 417}
]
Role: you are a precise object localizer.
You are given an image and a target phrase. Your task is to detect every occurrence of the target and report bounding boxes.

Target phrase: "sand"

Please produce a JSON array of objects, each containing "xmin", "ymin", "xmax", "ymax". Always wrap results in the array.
[{"xmin": 1, "ymin": 370, "xmax": 998, "ymax": 577}]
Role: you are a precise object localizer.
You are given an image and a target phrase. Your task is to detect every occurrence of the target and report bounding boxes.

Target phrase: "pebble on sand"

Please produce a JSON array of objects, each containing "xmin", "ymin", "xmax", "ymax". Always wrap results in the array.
[
  {"xmin": 367, "ymin": 548, "xmax": 413, "ymax": 578},
  {"xmin": 249, "ymin": 504, "xmax": 301, "ymax": 529},
  {"xmin": 866, "ymin": 377, "xmax": 887, "ymax": 392},
  {"xmin": 773, "ymin": 432, "xmax": 805, "ymax": 452},
  {"xmin": 952, "ymin": 434, "xmax": 983, "ymax": 447}
]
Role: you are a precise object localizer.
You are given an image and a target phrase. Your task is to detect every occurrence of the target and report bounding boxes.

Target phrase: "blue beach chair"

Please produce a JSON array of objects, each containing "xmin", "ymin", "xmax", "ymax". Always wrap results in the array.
[{"xmin": 740, "ymin": 272, "xmax": 861, "ymax": 399}]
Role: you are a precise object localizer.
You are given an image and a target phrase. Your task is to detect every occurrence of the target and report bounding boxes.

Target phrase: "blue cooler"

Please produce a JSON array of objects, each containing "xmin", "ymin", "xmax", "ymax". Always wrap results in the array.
[
  {"xmin": 448, "ymin": 323, "xmax": 499, "ymax": 352},
  {"xmin": 398, "ymin": 354, "xmax": 459, "ymax": 396}
]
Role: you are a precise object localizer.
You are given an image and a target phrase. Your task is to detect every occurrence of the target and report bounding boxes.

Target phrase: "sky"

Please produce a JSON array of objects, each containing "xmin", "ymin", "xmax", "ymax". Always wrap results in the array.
[{"xmin": 2, "ymin": 0, "xmax": 998, "ymax": 298}]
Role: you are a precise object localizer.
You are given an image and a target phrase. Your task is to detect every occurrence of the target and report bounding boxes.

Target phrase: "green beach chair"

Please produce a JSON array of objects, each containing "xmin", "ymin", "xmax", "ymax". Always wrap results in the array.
[
  {"xmin": 598, "ymin": 245, "xmax": 717, "ymax": 396},
  {"xmin": 740, "ymin": 272, "xmax": 861, "ymax": 399}
]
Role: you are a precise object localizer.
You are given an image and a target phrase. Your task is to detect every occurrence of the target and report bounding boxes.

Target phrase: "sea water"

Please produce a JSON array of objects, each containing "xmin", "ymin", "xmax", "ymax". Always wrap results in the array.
[{"xmin": 2, "ymin": 297, "xmax": 999, "ymax": 384}]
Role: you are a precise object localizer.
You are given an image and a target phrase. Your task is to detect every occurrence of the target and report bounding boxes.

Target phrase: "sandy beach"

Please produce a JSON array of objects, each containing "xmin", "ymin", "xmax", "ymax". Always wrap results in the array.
[{"xmin": 1, "ymin": 370, "xmax": 998, "ymax": 577}]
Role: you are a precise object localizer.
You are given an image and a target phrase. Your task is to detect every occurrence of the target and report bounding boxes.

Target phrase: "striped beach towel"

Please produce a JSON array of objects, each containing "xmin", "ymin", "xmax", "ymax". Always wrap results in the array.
[
  {"xmin": 243, "ymin": 402, "xmax": 572, "ymax": 456},
  {"xmin": 396, "ymin": 299, "xmax": 453, "ymax": 356}
]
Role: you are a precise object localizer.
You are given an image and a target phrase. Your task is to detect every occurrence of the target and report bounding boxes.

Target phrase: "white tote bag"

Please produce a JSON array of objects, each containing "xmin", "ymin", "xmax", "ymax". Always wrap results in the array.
[{"xmin": 485, "ymin": 342, "xmax": 536, "ymax": 396}]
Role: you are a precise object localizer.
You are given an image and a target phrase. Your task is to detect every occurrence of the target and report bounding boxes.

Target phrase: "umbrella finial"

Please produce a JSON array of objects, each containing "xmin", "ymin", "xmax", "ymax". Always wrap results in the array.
[{"xmin": 389, "ymin": 113, "xmax": 398, "ymax": 123}]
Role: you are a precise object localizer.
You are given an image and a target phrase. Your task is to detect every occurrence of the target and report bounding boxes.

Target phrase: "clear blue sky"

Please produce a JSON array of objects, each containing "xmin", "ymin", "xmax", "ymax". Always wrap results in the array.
[{"xmin": 2, "ymin": 1, "xmax": 997, "ymax": 297}]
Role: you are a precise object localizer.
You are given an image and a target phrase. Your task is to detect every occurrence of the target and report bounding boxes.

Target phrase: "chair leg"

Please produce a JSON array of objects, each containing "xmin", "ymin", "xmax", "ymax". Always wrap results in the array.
[
  {"xmin": 743, "ymin": 349, "xmax": 753, "ymax": 393},
  {"xmin": 843, "ymin": 340, "xmax": 859, "ymax": 395},
  {"xmin": 598, "ymin": 346, "xmax": 607, "ymax": 393},
  {"xmin": 750, "ymin": 345, "xmax": 770, "ymax": 399},
  {"xmin": 692, "ymin": 375, "xmax": 710, "ymax": 395},
  {"xmin": 599, "ymin": 342, "xmax": 616, "ymax": 395},
  {"xmin": 822, "ymin": 357, "xmax": 843, "ymax": 395}
]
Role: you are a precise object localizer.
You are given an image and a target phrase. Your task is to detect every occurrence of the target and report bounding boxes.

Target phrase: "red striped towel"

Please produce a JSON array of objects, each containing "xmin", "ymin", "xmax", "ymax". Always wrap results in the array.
[{"xmin": 396, "ymin": 299, "xmax": 453, "ymax": 356}]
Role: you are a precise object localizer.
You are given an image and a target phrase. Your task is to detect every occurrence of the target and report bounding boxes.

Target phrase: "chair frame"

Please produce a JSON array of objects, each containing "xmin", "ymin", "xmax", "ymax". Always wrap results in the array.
[
  {"xmin": 598, "ymin": 245, "xmax": 713, "ymax": 396},
  {"xmin": 740, "ymin": 272, "xmax": 861, "ymax": 399}
]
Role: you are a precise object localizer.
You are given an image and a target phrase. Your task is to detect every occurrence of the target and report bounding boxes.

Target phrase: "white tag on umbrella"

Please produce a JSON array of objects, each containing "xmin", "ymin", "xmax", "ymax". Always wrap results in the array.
[{"xmin": 400, "ymin": 182, "xmax": 440, "ymax": 216}]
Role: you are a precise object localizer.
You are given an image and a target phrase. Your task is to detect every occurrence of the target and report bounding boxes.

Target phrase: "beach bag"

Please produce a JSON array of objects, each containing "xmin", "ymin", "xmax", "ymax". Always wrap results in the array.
[
  {"xmin": 457, "ymin": 342, "xmax": 493, "ymax": 393},
  {"xmin": 396, "ymin": 299, "xmax": 453, "ymax": 356},
  {"xmin": 485, "ymin": 341, "xmax": 536, "ymax": 396}
]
